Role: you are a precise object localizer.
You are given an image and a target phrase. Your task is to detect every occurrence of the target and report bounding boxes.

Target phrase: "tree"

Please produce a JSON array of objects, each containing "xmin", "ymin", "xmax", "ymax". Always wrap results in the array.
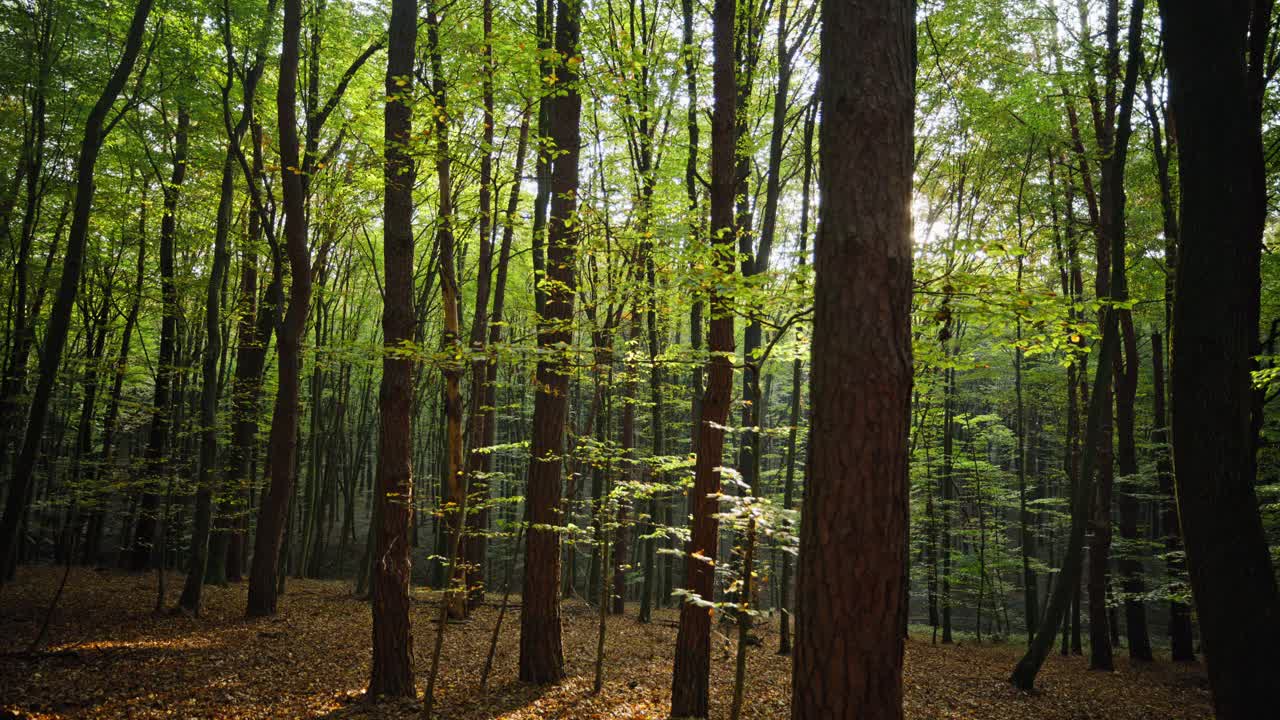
[
  {"xmin": 518, "ymin": 0, "xmax": 582, "ymax": 685},
  {"xmin": 246, "ymin": 0, "xmax": 314, "ymax": 618},
  {"xmin": 129, "ymin": 102, "xmax": 189, "ymax": 574},
  {"xmin": 179, "ymin": 0, "xmax": 275, "ymax": 613},
  {"xmin": 366, "ymin": 0, "xmax": 417, "ymax": 698},
  {"xmin": 790, "ymin": 1, "xmax": 914, "ymax": 718},
  {"xmin": 0, "ymin": 0, "xmax": 156, "ymax": 582},
  {"xmin": 670, "ymin": 0, "xmax": 735, "ymax": 715},
  {"xmin": 1161, "ymin": 0, "xmax": 1280, "ymax": 715}
]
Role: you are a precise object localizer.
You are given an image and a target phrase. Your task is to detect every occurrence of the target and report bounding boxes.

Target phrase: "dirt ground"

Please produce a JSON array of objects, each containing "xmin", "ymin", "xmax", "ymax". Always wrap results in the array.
[{"xmin": 0, "ymin": 568, "xmax": 1213, "ymax": 718}]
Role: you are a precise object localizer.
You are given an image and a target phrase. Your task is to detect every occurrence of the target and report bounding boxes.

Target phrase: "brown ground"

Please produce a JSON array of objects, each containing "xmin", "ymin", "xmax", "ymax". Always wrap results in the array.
[{"xmin": 0, "ymin": 568, "xmax": 1213, "ymax": 719}]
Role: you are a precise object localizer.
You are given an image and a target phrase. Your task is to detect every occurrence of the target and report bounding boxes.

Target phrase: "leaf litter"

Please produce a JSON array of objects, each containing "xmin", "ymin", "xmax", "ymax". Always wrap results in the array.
[{"xmin": 0, "ymin": 568, "xmax": 1213, "ymax": 718}]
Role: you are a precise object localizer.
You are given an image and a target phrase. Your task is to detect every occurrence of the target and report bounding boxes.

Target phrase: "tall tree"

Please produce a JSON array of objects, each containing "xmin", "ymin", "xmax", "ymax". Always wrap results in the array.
[
  {"xmin": 518, "ymin": 0, "xmax": 582, "ymax": 685},
  {"xmin": 426, "ymin": 0, "xmax": 467, "ymax": 622},
  {"xmin": 1161, "ymin": 0, "xmax": 1280, "ymax": 715},
  {"xmin": 130, "ymin": 103, "xmax": 190, "ymax": 573},
  {"xmin": 246, "ymin": 0, "xmax": 314, "ymax": 618},
  {"xmin": 180, "ymin": 0, "xmax": 275, "ymax": 612},
  {"xmin": 367, "ymin": 0, "xmax": 417, "ymax": 696},
  {"xmin": 670, "ymin": 0, "xmax": 735, "ymax": 714},
  {"xmin": 1009, "ymin": 0, "xmax": 1144, "ymax": 687},
  {"xmin": 0, "ymin": 0, "xmax": 156, "ymax": 581},
  {"xmin": 790, "ymin": 0, "xmax": 913, "ymax": 717}
]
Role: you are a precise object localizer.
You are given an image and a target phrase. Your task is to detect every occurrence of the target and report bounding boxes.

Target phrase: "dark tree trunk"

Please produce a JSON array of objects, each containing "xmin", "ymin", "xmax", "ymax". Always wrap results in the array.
[
  {"xmin": 218, "ymin": 119, "xmax": 279, "ymax": 585},
  {"xmin": 791, "ymin": 1, "xmax": 914, "ymax": 717},
  {"xmin": 670, "ymin": 0, "xmax": 735, "ymax": 714},
  {"xmin": 614, "ymin": 318, "xmax": 639, "ymax": 616},
  {"xmin": 1151, "ymin": 332, "xmax": 1194, "ymax": 660},
  {"xmin": 181, "ymin": 7, "xmax": 272, "ymax": 604},
  {"xmin": 247, "ymin": 0, "xmax": 313, "ymax": 618},
  {"xmin": 778, "ymin": 100, "xmax": 814, "ymax": 657},
  {"xmin": 178, "ymin": 143, "xmax": 233, "ymax": 615},
  {"xmin": 1010, "ymin": 0, "xmax": 1146, "ymax": 686},
  {"xmin": 1101, "ymin": 0, "xmax": 1151, "ymax": 664},
  {"xmin": 83, "ymin": 211, "xmax": 148, "ymax": 566},
  {"xmin": 205, "ymin": 1, "xmax": 275, "ymax": 587},
  {"xmin": 131, "ymin": 105, "xmax": 190, "ymax": 574},
  {"xmin": 518, "ymin": 0, "xmax": 581, "ymax": 685},
  {"xmin": 1162, "ymin": 1, "xmax": 1280, "ymax": 715},
  {"xmin": 367, "ymin": 0, "xmax": 417, "ymax": 695}
]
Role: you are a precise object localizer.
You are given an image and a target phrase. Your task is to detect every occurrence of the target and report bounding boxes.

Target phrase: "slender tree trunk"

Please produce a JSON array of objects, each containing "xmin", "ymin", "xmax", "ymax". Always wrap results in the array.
[
  {"xmin": 247, "ymin": 0, "xmax": 313, "ymax": 617},
  {"xmin": 778, "ymin": 100, "xmax": 814, "ymax": 657},
  {"xmin": 205, "ymin": 3, "xmax": 275, "ymax": 586},
  {"xmin": 1114, "ymin": 311, "xmax": 1151, "ymax": 660},
  {"xmin": 1151, "ymin": 332, "xmax": 1194, "ymax": 660},
  {"xmin": 670, "ymin": 0, "xmax": 735, "ymax": 714},
  {"xmin": 131, "ymin": 105, "xmax": 190, "ymax": 573},
  {"xmin": 463, "ymin": 0, "xmax": 497, "ymax": 608},
  {"xmin": 426, "ymin": 0, "xmax": 467, "ymax": 622},
  {"xmin": 83, "ymin": 213, "xmax": 147, "ymax": 565},
  {"xmin": 518, "ymin": 0, "xmax": 582, "ymax": 684},
  {"xmin": 613, "ymin": 318, "xmax": 639, "ymax": 615},
  {"xmin": 219, "ymin": 124, "xmax": 279, "ymax": 585},
  {"xmin": 178, "ymin": 142, "xmax": 234, "ymax": 615}
]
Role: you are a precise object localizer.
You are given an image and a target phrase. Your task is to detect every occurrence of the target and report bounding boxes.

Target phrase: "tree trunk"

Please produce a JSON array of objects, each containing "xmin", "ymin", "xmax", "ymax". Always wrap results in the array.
[
  {"xmin": 463, "ymin": 0, "xmax": 497, "ymax": 608},
  {"xmin": 670, "ymin": 0, "xmax": 735, "ymax": 714},
  {"xmin": 178, "ymin": 139, "xmax": 234, "ymax": 615},
  {"xmin": 1151, "ymin": 332, "xmax": 1194, "ymax": 660},
  {"xmin": 791, "ymin": 1, "xmax": 913, "ymax": 717},
  {"xmin": 518, "ymin": 0, "xmax": 581, "ymax": 684},
  {"xmin": 1162, "ymin": 1, "xmax": 1280, "ymax": 715},
  {"xmin": 131, "ymin": 104, "xmax": 190, "ymax": 573},
  {"xmin": 246, "ymin": 0, "xmax": 313, "ymax": 618},
  {"xmin": 426, "ymin": 0, "xmax": 467, "ymax": 622},
  {"xmin": 366, "ymin": 0, "xmax": 417, "ymax": 695},
  {"xmin": 778, "ymin": 100, "xmax": 814, "ymax": 657}
]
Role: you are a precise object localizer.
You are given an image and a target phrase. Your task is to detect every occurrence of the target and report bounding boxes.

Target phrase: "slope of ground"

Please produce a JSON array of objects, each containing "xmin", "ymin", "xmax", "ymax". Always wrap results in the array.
[{"xmin": 0, "ymin": 568, "xmax": 1212, "ymax": 719}]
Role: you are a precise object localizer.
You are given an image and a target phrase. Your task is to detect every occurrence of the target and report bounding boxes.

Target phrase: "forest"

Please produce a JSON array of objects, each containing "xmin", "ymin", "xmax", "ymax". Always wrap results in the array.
[{"xmin": 0, "ymin": 0, "xmax": 1277, "ymax": 717}]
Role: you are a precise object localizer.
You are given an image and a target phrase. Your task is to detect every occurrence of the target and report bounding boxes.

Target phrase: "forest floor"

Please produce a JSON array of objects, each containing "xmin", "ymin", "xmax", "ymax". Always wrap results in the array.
[{"xmin": 1, "ymin": 568, "xmax": 1212, "ymax": 719}]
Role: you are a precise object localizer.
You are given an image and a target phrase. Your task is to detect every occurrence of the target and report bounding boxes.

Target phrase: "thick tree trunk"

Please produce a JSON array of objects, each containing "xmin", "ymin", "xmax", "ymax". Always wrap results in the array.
[
  {"xmin": 518, "ymin": 0, "xmax": 581, "ymax": 685},
  {"xmin": 366, "ymin": 0, "xmax": 416, "ymax": 695},
  {"xmin": 1162, "ymin": 1, "xmax": 1280, "ymax": 715},
  {"xmin": 791, "ymin": 1, "xmax": 914, "ymax": 717}
]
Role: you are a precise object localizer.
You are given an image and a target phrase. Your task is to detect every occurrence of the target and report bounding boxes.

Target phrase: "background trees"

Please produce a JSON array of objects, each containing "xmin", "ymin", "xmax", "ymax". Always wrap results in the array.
[{"xmin": 1, "ymin": 0, "xmax": 1279, "ymax": 716}]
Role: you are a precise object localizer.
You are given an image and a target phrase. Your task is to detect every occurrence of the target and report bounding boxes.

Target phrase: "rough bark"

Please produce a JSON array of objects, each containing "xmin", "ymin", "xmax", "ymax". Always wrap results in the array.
[{"xmin": 790, "ymin": 1, "xmax": 914, "ymax": 717}]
